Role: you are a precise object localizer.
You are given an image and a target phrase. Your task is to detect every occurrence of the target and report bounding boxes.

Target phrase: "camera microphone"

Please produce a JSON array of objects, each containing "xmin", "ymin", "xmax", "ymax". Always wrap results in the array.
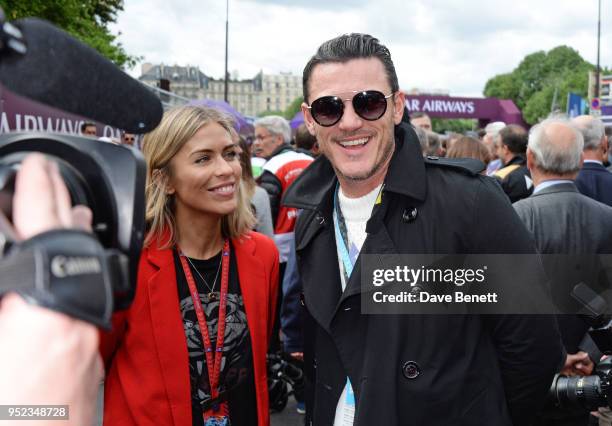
[{"xmin": 0, "ymin": 17, "xmax": 162, "ymax": 133}]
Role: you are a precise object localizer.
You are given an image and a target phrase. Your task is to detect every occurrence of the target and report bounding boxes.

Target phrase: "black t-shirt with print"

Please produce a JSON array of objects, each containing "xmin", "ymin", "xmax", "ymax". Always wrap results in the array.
[{"xmin": 174, "ymin": 245, "xmax": 257, "ymax": 426}]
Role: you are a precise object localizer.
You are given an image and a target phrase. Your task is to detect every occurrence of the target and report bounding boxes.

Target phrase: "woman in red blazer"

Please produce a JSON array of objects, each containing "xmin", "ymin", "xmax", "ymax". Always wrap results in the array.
[{"xmin": 100, "ymin": 106, "xmax": 279, "ymax": 426}]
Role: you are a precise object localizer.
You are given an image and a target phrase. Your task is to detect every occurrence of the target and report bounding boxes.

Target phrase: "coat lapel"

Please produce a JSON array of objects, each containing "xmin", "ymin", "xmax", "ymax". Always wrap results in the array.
[
  {"xmin": 146, "ymin": 247, "xmax": 192, "ymax": 426},
  {"xmin": 233, "ymin": 235, "xmax": 267, "ymax": 357},
  {"xmin": 298, "ymin": 209, "xmax": 343, "ymax": 332},
  {"xmin": 233, "ymin": 235, "xmax": 270, "ymax": 426}
]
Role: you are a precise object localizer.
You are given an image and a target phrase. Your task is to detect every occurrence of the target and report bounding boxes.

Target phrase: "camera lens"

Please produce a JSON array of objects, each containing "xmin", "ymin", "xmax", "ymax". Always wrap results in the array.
[
  {"xmin": 551, "ymin": 374, "xmax": 607, "ymax": 410},
  {"xmin": 0, "ymin": 132, "xmax": 146, "ymax": 311},
  {"xmin": 0, "ymin": 153, "xmax": 94, "ymax": 229}
]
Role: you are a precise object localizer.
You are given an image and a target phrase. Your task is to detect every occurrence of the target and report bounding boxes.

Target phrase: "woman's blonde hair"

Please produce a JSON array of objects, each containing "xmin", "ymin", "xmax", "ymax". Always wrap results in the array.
[{"xmin": 142, "ymin": 105, "xmax": 255, "ymax": 248}]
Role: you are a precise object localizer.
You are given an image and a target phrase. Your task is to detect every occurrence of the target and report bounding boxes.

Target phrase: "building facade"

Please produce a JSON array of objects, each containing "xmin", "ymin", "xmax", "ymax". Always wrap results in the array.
[{"xmin": 139, "ymin": 63, "xmax": 302, "ymax": 117}]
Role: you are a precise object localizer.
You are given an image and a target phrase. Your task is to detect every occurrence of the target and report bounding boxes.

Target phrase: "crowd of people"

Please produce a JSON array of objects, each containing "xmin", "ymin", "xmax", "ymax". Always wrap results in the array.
[{"xmin": 2, "ymin": 31, "xmax": 612, "ymax": 426}]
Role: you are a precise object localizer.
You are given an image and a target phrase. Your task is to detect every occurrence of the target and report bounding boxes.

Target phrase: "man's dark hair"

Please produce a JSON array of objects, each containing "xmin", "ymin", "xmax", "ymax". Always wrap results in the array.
[
  {"xmin": 302, "ymin": 33, "xmax": 399, "ymax": 103},
  {"xmin": 295, "ymin": 124, "xmax": 317, "ymax": 151},
  {"xmin": 80, "ymin": 121, "xmax": 96, "ymax": 132},
  {"xmin": 499, "ymin": 124, "xmax": 528, "ymax": 154},
  {"xmin": 423, "ymin": 131, "xmax": 441, "ymax": 157},
  {"xmin": 409, "ymin": 111, "xmax": 430, "ymax": 120}
]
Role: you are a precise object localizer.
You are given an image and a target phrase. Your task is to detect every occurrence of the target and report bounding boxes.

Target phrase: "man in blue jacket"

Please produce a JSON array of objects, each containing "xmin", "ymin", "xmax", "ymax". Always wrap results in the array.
[{"xmin": 573, "ymin": 115, "xmax": 612, "ymax": 207}]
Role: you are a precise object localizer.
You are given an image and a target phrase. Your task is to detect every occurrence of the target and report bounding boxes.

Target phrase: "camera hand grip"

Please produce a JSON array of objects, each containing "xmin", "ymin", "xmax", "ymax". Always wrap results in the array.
[{"xmin": 0, "ymin": 229, "xmax": 123, "ymax": 328}]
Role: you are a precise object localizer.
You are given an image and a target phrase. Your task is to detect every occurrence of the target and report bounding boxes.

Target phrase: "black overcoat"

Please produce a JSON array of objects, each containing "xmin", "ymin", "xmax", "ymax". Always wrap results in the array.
[{"xmin": 283, "ymin": 123, "xmax": 564, "ymax": 426}]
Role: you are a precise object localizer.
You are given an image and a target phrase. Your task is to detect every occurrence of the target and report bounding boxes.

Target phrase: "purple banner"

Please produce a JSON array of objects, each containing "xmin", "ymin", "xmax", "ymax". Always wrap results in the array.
[
  {"xmin": 0, "ymin": 85, "xmax": 122, "ymax": 138},
  {"xmin": 405, "ymin": 95, "xmax": 527, "ymax": 127}
]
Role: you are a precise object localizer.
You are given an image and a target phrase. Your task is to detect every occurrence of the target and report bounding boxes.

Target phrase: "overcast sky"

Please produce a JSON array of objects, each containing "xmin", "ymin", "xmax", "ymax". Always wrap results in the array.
[{"xmin": 110, "ymin": 0, "xmax": 610, "ymax": 97}]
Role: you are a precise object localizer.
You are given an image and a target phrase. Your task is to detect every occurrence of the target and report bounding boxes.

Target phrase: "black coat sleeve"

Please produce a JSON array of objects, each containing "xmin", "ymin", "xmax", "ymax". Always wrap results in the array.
[
  {"xmin": 258, "ymin": 170, "xmax": 282, "ymax": 228},
  {"xmin": 473, "ymin": 177, "xmax": 565, "ymax": 426}
]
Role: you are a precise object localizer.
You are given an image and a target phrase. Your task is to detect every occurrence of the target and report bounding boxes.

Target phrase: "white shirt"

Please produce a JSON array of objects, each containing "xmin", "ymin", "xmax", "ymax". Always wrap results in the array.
[
  {"xmin": 333, "ymin": 183, "xmax": 382, "ymax": 426},
  {"xmin": 334, "ymin": 183, "xmax": 382, "ymax": 291}
]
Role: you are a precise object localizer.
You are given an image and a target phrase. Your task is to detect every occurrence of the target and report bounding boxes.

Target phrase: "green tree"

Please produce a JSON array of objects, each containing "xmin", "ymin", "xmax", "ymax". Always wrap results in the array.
[
  {"xmin": 484, "ymin": 46, "xmax": 593, "ymax": 124},
  {"xmin": 483, "ymin": 73, "xmax": 520, "ymax": 102},
  {"xmin": 283, "ymin": 96, "xmax": 303, "ymax": 120},
  {"xmin": 431, "ymin": 118, "xmax": 476, "ymax": 134},
  {"xmin": 0, "ymin": 0, "xmax": 138, "ymax": 69}
]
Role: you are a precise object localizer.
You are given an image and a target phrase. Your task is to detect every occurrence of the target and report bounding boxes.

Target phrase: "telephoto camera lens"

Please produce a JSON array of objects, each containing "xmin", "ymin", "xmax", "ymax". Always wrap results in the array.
[{"xmin": 550, "ymin": 373, "xmax": 609, "ymax": 410}]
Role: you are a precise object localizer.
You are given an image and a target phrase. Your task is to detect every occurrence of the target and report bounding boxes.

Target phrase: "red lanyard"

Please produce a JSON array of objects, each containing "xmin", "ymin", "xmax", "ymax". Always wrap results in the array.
[{"xmin": 178, "ymin": 239, "xmax": 230, "ymax": 418}]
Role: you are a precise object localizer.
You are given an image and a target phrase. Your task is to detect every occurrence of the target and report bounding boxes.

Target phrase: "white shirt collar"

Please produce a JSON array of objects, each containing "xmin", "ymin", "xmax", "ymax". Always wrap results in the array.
[{"xmin": 533, "ymin": 179, "xmax": 573, "ymax": 194}]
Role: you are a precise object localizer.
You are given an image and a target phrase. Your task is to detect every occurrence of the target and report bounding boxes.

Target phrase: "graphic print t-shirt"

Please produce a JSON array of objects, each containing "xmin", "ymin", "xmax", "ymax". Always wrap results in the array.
[{"xmin": 174, "ymin": 246, "xmax": 257, "ymax": 426}]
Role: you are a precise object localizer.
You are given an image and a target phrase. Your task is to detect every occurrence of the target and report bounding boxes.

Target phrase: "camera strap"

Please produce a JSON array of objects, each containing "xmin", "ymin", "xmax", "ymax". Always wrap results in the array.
[{"xmin": 0, "ymin": 229, "xmax": 122, "ymax": 328}]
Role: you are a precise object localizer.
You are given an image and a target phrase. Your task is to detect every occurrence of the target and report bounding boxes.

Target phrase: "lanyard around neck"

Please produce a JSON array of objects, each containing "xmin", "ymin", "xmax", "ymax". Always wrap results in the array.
[
  {"xmin": 178, "ymin": 239, "xmax": 230, "ymax": 418},
  {"xmin": 334, "ymin": 185, "xmax": 354, "ymax": 284},
  {"xmin": 333, "ymin": 183, "xmax": 384, "ymax": 283}
]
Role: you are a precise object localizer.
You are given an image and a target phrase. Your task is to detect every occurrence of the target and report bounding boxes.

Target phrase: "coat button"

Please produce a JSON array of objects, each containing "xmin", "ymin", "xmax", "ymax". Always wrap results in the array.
[
  {"xmin": 402, "ymin": 361, "xmax": 421, "ymax": 379},
  {"xmin": 300, "ymin": 292, "xmax": 305, "ymax": 307},
  {"xmin": 402, "ymin": 207, "xmax": 418, "ymax": 222},
  {"xmin": 315, "ymin": 213, "xmax": 325, "ymax": 225}
]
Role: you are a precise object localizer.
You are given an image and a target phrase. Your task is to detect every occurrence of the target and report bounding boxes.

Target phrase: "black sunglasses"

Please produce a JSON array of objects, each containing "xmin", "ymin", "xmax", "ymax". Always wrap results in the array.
[{"xmin": 306, "ymin": 90, "xmax": 394, "ymax": 127}]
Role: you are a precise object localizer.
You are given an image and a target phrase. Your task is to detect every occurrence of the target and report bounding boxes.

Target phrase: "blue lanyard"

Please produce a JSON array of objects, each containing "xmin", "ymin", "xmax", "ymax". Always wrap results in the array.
[
  {"xmin": 333, "ymin": 183, "xmax": 384, "ymax": 284},
  {"xmin": 333, "ymin": 185, "xmax": 355, "ymax": 283},
  {"xmin": 334, "ymin": 198, "xmax": 355, "ymax": 284}
]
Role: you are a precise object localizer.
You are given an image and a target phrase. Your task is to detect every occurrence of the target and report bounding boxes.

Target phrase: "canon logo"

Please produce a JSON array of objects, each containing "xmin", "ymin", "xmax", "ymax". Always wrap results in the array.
[{"xmin": 51, "ymin": 255, "xmax": 102, "ymax": 278}]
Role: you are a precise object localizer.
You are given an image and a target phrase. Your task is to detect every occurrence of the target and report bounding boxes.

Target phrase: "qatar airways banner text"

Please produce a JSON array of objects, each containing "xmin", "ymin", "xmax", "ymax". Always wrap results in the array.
[
  {"xmin": 404, "ymin": 95, "xmax": 503, "ymax": 119},
  {"xmin": 0, "ymin": 85, "xmax": 122, "ymax": 138}
]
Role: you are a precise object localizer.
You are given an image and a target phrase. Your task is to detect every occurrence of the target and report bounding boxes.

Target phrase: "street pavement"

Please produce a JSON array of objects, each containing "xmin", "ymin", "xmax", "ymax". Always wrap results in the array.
[
  {"xmin": 96, "ymin": 385, "xmax": 304, "ymax": 425},
  {"xmin": 271, "ymin": 398, "xmax": 304, "ymax": 426}
]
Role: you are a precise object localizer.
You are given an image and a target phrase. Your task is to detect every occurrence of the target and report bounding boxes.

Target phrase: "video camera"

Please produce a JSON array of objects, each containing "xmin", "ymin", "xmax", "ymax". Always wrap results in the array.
[{"xmin": 0, "ymin": 10, "xmax": 162, "ymax": 327}]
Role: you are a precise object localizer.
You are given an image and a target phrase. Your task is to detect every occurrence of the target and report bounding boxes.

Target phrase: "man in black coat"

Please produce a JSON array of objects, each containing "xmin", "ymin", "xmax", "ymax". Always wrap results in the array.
[
  {"xmin": 283, "ymin": 33, "xmax": 564, "ymax": 426},
  {"xmin": 493, "ymin": 124, "xmax": 534, "ymax": 202}
]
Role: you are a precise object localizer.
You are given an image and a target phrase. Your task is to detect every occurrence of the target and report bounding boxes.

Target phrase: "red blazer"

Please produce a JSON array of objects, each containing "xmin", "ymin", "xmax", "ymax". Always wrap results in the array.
[{"xmin": 100, "ymin": 231, "xmax": 279, "ymax": 425}]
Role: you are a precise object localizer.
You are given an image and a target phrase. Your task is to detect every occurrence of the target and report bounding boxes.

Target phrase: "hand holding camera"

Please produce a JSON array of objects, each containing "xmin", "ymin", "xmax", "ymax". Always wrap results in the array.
[{"xmin": 0, "ymin": 154, "xmax": 103, "ymax": 425}]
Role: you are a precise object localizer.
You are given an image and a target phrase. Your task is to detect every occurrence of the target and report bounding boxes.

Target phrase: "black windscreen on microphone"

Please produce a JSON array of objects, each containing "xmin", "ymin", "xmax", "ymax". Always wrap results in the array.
[{"xmin": 0, "ymin": 18, "xmax": 163, "ymax": 133}]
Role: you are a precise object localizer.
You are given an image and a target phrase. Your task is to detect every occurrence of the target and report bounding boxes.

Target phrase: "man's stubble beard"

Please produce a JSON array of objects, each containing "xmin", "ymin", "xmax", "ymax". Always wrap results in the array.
[{"xmin": 330, "ymin": 132, "xmax": 395, "ymax": 183}]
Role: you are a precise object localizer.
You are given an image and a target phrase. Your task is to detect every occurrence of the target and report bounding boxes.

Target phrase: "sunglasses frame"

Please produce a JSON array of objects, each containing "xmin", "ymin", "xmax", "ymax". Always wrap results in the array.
[{"xmin": 306, "ymin": 90, "xmax": 394, "ymax": 127}]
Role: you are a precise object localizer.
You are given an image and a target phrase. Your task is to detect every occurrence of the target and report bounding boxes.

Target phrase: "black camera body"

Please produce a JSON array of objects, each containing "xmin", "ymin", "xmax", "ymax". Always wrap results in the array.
[{"xmin": 0, "ymin": 132, "xmax": 146, "ymax": 325}]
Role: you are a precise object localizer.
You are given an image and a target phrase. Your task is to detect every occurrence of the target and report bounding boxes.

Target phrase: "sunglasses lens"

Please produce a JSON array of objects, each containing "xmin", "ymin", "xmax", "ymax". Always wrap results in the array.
[
  {"xmin": 354, "ymin": 91, "xmax": 388, "ymax": 121},
  {"xmin": 311, "ymin": 96, "xmax": 343, "ymax": 126}
]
